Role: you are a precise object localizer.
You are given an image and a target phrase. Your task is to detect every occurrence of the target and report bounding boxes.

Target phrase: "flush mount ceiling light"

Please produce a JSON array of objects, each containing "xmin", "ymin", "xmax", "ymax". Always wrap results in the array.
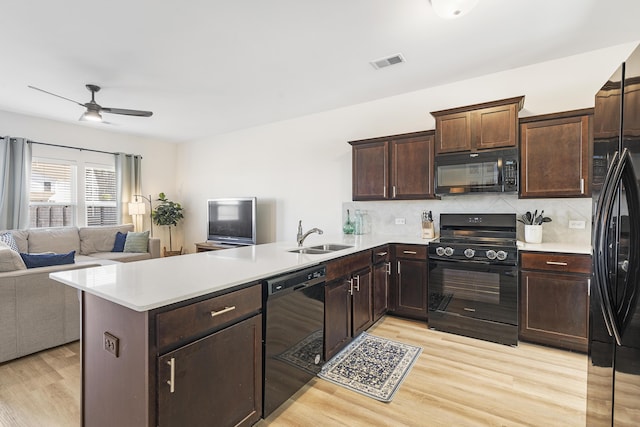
[{"xmin": 429, "ymin": 0, "xmax": 480, "ymax": 19}]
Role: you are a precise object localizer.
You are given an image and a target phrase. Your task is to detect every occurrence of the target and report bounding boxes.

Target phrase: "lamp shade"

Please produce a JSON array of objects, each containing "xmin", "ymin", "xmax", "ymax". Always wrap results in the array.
[
  {"xmin": 79, "ymin": 109, "xmax": 103, "ymax": 122},
  {"xmin": 430, "ymin": 0, "xmax": 479, "ymax": 19},
  {"xmin": 128, "ymin": 201, "xmax": 146, "ymax": 216}
]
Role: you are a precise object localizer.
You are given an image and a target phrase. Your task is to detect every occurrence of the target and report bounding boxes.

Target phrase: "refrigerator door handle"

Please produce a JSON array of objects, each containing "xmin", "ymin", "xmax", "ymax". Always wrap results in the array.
[
  {"xmin": 596, "ymin": 149, "xmax": 627, "ymax": 345},
  {"xmin": 616, "ymin": 149, "xmax": 640, "ymax": 336},
  {"xmin": 593, "ymin": 150, "xmax": 620, "ymax": 340}
]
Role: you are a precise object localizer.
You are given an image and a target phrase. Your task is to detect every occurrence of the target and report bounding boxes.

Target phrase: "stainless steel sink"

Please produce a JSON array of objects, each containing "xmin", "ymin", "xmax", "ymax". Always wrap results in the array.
[
  {"xmin": 309, "ymin": 244, "xmax": 353, "ymax": 251},
  {"xmin": 288, "ymin": 244, "xmax": 353, "ymax": 254},
  {"xmin": 288, "ymin": 248, "xmax": 331, "ymax": 254}
]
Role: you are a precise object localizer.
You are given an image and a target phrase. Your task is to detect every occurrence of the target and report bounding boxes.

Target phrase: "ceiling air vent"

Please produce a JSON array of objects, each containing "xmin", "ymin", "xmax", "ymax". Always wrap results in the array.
[{"xmin": 370, "ymin": 53, "xmax": 406, "ymax": 70}]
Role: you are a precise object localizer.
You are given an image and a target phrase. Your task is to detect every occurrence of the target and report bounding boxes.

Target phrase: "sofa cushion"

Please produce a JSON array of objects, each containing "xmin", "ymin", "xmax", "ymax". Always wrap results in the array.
[
  {"xmin": 20, "ymin": 251, "xmax": 75, "ymax": 269},
  {"xmin": 90, "ymin": 251, "xmax": 152, "ymax": 263},
  {"xmin": 112, "ymin": 231, "xmax": 127, "ymax": 252},
  {"xmin": 28, "ymin": 227, "xmax": 80, "ymax": 254},
  {"xmin": 0, "ymin": 244, "xmax": 27, "ymax": 272},
  {"xmin": 123, "ymin": 231, "xmax": 149, "ymax": 253},
  {"xmin": 0, "ymin": 232, "xmax": 19, "ymax": 252},
  {"xmin": 79, "ymin": 224, "xmax": 134, "ymax": 255}
]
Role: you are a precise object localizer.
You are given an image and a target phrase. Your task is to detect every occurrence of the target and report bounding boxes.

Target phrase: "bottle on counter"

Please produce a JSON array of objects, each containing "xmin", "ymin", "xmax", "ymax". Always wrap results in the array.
[
  {"xmin": 343, "ymin": 209, "xmax": 355, "ymax": 234},
  {"xmin": 354, "ymin": 209, "xmax": 363, "ymax": 235}
]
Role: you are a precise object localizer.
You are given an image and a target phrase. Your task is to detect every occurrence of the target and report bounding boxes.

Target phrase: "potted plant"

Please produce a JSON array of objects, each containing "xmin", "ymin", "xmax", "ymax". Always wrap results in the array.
[{"xmin": 151, "ymin": 192, "xmax": 184, "ymax": 256}]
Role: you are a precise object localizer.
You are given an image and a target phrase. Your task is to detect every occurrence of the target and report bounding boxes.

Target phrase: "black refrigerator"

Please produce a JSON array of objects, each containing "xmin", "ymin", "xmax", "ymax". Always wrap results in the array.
[{"xmin": 587, "ymin": 44, "xmax": 640, "ymax": 426}]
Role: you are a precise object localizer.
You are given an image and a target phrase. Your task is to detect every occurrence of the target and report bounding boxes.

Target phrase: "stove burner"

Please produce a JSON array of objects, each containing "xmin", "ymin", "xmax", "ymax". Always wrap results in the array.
[{"xmin": 429, "ymin": 213, "xmax": 517, "ymax": 265}]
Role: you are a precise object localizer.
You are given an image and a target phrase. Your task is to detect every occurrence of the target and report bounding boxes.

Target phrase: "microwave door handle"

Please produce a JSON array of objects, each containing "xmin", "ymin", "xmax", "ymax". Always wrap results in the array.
[{"xmin": 594, "ymin": 151, "xmax": 621, "ymax": 342}]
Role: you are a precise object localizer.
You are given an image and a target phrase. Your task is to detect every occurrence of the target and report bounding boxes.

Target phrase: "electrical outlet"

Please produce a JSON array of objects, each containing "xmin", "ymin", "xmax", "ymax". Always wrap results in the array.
[
  {"xmin": 104, "ymin": 332, "xmax": 119, "ymax": 357},
  {"xmin": 569, "ymin": 220, "xmax": 586, "ymax": 229},
  {"xmin": 395, "ymin": 218, "xmax": 406, "ymax": 225}
]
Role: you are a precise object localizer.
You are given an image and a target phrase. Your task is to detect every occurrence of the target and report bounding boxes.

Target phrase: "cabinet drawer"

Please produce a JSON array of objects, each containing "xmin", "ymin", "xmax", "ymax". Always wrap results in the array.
[
  {"xmin": 326, "ymin": 251, "xmax": 371, "ymax": 281},
  {"xmin": 395, "ymin": 244, "xmax": 427, "ymax": 260},
  {"xmin": 156, "ymin": 284, "xmax": 261, "ymax": 351},
  {"xmin": 372, "ymin": 246, "xmax": 390, "ymax": 263},
  {"xmin": 520, "ymin": 252, "xmax": 591, "ymax": 274}
]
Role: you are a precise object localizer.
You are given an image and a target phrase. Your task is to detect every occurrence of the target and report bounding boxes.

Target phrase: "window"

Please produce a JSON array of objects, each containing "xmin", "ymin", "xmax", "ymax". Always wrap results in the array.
[
  {"xmin": 85, "ymin": 165, "xmax": 117, "ymax": 226},
  {"xmin": 29, "ymin": 160, "xmax": 77, "ymax": 228},
  {"xmin": 29, "ymin": 150, "xmax": 119, "ymax": 228}
]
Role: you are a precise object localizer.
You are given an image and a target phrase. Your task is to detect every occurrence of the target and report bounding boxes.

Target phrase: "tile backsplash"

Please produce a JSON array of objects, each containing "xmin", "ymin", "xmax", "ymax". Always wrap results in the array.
[{"xmin": 343, "ymin": 195, "xmax": 592, "ymax": 246}]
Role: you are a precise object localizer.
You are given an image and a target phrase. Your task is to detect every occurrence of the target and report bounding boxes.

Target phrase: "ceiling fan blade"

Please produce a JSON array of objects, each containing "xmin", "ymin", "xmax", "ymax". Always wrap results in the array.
[
  {"xmin": 28, "ymin": 85, "xmax": 84, "ymax": 106},
  {"xmin": 101, "ymin": 107, "xmax": 153, "ymax": 117}
]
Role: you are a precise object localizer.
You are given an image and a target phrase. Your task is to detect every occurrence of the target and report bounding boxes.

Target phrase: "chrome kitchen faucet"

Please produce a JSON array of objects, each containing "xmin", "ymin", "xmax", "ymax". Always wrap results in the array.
[{"xmin": 297, "ymin": 220, "xmax": 323, "ymax": 246}]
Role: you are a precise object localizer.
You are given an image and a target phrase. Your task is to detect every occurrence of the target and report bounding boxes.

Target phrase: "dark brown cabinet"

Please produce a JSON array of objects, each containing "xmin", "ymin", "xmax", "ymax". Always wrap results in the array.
[
  {"xmin": 79, "ymin": 283, "xmax": 263, "ymax": 427},
  {"xmin": 349, "ymin": 130, "xmax": 435, "ymax": 200},
  {"xmin": 431, "ymin": 96, "xmax": 524, "ymax": 154},
  {"xmin": 390, "ymin": 244, "xmax": 428, "ymax": 321},
  {"xmin": 519, "ymin": 252, "xmax": 591, "ymax": 352},
  {"xmin": 372, "ymin": 246, "xmax": 391, "ymax": 323},
  {"xmin": 520, "ymin": 109, "xmax": 593, "ymax": 198},
  {"xmin": 158, "ymin": 315, "xmax": 262, "ymax": 426},
  {"xmin": 324, "ymin": 251, "xmax": 372, "ymax": 360}
]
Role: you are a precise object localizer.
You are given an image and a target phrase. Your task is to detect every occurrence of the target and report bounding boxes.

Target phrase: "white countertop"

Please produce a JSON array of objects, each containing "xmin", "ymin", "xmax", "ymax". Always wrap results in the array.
[
  {"xmin": 517, "ymin": 240, "xmax": 591, "ymax": 255},
  {"xmin": 50, "ymin": 234, "xmax": 593, "ymax": 312},
  {"xmin": 50, "ymin": 234, "xmax": 433, "ymax": 312}
]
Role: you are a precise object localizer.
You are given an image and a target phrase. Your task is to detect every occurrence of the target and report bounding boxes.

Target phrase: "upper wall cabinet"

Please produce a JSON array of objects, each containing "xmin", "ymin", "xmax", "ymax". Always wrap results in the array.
[
  {"xmin": 349, "ymin": 130, "xmax": 435, "ymax": 201},
  {"xmin": 519, "ymin": 109, "xmax": 593, "ymax": 198},
  {"xmin": 430, "ymin": 96, "xmax": 525, "ymax": 154}
]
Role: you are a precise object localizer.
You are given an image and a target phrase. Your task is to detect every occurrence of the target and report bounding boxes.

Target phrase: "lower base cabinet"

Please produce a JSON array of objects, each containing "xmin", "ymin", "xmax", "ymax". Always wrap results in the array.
[
  {"xmin": 519, "ymin": 252, "xmax": 591, "ymax": 352},
  {"xmin": 158, "ymin": 315, "xmax": 262, "ymax": 426},
  {"xmin": 324, "ymin": 251, "xmax": 373, "ymax": 360},
  {"xmin": 390, "ymin": 245, "xmax": 428, "ymax": 321},
  {"xmin": 80, "ymin": 284, "xmax": 262, "ymax": 427}
]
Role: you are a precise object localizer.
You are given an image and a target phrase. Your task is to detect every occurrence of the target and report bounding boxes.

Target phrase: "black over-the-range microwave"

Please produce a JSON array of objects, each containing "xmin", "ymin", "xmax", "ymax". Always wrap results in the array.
[{"xmin": 434, "ymin": 147, "xmax": 518, "ymax": 195}]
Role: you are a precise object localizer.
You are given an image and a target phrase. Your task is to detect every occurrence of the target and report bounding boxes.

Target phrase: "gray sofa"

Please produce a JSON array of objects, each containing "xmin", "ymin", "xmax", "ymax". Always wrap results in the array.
[{"xmin": 0, "ymin": 224, "xmax": 160, "ymax": 363}]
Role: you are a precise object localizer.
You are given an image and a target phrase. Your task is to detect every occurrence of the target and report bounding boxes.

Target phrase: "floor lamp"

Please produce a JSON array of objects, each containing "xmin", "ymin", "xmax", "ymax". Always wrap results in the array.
[{"xmin": 128, "ymin": 194, "xmax": 153, "ymax": 236}]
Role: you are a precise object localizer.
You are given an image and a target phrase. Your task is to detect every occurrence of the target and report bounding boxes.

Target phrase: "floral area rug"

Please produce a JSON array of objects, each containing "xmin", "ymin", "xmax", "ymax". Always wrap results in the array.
[
  {"xmin": 275, "ymin": 329, "xmax": 324, "ymax": 375},
  {"xmin": 318, "ymin": 332, "xmax": 422, "ymax": 402}
]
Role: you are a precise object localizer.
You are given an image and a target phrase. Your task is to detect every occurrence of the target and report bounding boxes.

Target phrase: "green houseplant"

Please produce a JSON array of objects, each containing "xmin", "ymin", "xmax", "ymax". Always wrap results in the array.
[{"xmin": 151, "ymin": 192, "xmax": 184, "ymax": 255}]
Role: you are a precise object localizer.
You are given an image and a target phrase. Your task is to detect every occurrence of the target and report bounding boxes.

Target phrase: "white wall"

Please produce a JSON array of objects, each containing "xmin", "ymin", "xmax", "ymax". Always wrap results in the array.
[
  {"xmin": 0, "ymin": 110, "xmax": 180, "ymax": 251},
  {"xmin": 175, "ymin": 42, "xmax": 637, "ymax": 251}
]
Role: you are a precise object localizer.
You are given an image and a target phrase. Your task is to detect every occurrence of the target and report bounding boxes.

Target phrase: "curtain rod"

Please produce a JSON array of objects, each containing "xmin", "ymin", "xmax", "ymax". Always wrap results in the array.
[{"xmin": 1, "ymin": 136, "xmax": 140, "ymax": 157}]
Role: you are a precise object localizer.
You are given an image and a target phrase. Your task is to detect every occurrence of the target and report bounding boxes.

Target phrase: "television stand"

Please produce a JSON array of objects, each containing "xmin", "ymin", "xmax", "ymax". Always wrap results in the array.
[{"xmin": 195, "ymin": 242, "xmax": 241, "ymax": 252}]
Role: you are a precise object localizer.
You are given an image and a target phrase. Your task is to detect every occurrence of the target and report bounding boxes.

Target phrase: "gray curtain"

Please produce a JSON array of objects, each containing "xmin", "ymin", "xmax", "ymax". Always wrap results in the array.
[
  {"xmin": 115, "ymin": 153, "xmax": 142, "ymax": 228},
  {"xmin": 0, "ymin": 137, "xmax": 32, "ymax": 229}
]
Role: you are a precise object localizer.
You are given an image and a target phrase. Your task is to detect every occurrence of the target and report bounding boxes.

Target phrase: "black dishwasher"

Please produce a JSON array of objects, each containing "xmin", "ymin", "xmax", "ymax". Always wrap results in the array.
[{"xmin": 263, "ymin": 264, "xmax": 326, "ymax": 417}]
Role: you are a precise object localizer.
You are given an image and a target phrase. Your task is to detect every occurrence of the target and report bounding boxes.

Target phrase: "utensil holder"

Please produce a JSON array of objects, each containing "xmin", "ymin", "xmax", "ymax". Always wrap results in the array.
[{"xmin": 524, "ymin": 225, "xmax": 543, "ymax": 243}]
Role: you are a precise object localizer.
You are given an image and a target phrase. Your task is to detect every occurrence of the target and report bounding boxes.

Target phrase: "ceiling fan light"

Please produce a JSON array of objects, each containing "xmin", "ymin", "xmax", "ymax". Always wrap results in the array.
[
  {"xmin": 430, "ymin": 0, "xmax": 479, "ymax": 19},
  {"xmin": 80, "ymin": 109, "xmax": 102, "ymax": 122}
]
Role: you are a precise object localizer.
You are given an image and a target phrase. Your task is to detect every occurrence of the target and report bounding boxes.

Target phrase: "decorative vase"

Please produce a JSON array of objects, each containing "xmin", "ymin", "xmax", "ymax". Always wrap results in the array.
[{"xmin": 524, "ymin": 225, "xmax": 543, "ymax": 244}]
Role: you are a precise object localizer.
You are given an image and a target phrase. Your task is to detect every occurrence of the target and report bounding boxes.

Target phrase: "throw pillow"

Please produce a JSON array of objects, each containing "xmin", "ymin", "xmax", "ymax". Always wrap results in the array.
[
  {"xmin": 112, "ymin": 231, "xmax": 128, "ymax": 252},
  {"xmin": 0, "ymin": 232, "xmax": 19, "ymax": 252},
  {"xmin": 123, "ymin": 231, "xmax": 149, "ymax": 253},
  {"xmin": 0, "ymin": 246, "xmax": 27, "ymax": 272},
  {"xmin": 20, "ymin": 250, "xmax": 76, "ymax": 269}
]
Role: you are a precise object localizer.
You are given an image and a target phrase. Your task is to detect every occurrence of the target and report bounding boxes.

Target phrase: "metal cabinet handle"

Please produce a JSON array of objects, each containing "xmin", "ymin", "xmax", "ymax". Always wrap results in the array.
[
  {"xmin": 580, "ymin": 178, "xmax": 585, "ymax": 194},
  {"xmin": 397, "ymin": 261, "xmax": 401, "ymax": 275},
  {"xmin": 403, "ymin": 250, "xmax": 417, "ymax": 255},
  {"xmin": 376, "ymin": 251, "xmax": 388, "ymax": 257},
  {"xmin": 210, "ymin": 306, "xmax": 236, "ymax": 317},
  {"xmin": 348, "ymin": 278, "xmax": 354, "ymax": 296},
  {"xmin": 167, "ymin": 357, "xmax": 175, "ymax": 393},
  {"xmin": 546, "ymin": 261, "xmax": 568, "ymax": 266},
  {"xmin": 354, "ymin": 275, "xmax": 360, "ymax": 292},
  {"xmin": 385, "ymin": 261, "xmax": 391, "ymax": 275},
  {"xmin": 393, "ymin": 186, "xmax": 397, "ymax": 198}
]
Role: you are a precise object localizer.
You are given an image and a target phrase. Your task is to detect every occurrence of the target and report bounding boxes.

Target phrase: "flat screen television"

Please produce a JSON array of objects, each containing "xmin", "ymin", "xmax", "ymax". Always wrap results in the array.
[{"xmin": 207, "ymin": 197, "xmax": 257, "ymax": 246}]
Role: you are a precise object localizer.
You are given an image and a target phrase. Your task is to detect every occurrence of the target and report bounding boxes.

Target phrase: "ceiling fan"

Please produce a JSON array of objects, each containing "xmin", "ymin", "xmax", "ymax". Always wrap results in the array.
[{"xmin": 28, "ymin": 84, "xmax": 153, "ymax": 122}]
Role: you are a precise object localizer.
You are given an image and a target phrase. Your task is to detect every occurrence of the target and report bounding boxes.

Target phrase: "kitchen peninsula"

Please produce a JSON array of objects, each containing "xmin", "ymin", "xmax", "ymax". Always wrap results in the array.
[{"xmin": 50, "ymin": 234, "xmax": 427, "ymax": 427}]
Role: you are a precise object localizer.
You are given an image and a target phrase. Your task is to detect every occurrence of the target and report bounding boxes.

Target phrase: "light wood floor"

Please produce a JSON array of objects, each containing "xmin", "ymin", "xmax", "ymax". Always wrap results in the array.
[{"xmin": 0, "ymin": 316, "xmax": 587, "ymax": 427}]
